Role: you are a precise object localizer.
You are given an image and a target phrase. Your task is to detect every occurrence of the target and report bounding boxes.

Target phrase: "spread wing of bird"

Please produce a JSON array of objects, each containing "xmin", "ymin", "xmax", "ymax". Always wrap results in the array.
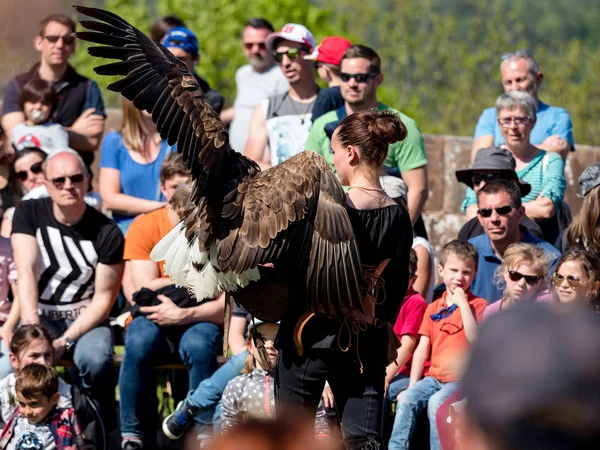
[{"xmin": 74, "ymin": 6, "xmax": 364, "ymax": 316}]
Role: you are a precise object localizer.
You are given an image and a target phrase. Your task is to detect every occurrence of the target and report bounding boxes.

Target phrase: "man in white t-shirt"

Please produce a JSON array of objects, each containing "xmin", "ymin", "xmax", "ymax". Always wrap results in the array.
[{"xmin": 221, "ymin": 18, "xmax": 289, "ymax": 153}]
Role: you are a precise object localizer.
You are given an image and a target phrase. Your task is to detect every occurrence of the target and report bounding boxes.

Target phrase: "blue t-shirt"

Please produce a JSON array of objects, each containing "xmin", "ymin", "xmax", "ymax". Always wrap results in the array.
[
  {"xmin": 468, "ymin": 231, "xmax": 561, "ymax": 303},
  {"xmin": 473, "ymin": 100, "xmax": 574, "ymax": 150},
  {"xmin": 100, "ymin": 131, "xmax": 175, "ymax": 230}
]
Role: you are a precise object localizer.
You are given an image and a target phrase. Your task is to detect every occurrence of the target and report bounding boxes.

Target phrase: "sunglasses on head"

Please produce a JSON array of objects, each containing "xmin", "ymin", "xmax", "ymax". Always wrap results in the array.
[
  {"xmin": 472, "ymin": 173, "xmax": 505, "ymax": 186},
  {"xmin": 430, "ymin": 303, "xmax": 457, "ymax": 322},
  {"xmin": 552, "ymin": 273, "xmax": 582, "ymax": 289},
  {"xmin": 44, "ymin": 34, "xmax": 75, "ymax": 46},
  {"xmin": 340, "ymin": 72, "xmax": 379, "ymax": 83},
  {"xmin": 15, "ymin": 161, "xmax": 43, "ymax": 181},
  {"xmin": 50, "ymin": 173, "xmax": 85, "ymax": 188},
  {"xmin": 244, "ymin": 42, "xmax": 266, "ymax": 51},
  {"xmin": 273, "ymin": 47, "xmax": 307, "ymax": 63},
  {"xmin": 477, "ymin": 205, "xmax": 514, "ymax": 218},
  {"xmin": 508, "ymin": 270, "xmax": 543, "ymax": 285}
]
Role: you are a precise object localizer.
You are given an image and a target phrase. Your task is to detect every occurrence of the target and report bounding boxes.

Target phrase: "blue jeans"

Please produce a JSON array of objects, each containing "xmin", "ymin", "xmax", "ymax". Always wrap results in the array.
[
  {"xmin": 388, "ymin": 376, "xmax": 459, "ymax": 450},
  {"xmin": 386, "ymin": 373, "xmax": 410, "ymax": 402},
  {"xmin": 119, "ymin": 317, "xmax": 222, "ymax": 439},
  {"xmin": 40, "ymin": 317, "xmax": 116, "ymax": 428},
  {"xmin": 187, "ymin": 349, "xmax": 247, "ymax": 429}
]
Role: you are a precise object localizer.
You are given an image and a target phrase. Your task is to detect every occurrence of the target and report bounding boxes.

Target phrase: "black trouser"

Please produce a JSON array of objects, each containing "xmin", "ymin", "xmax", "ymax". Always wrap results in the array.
[{"xmin": 275, "ymin": 317, "xmax": 388, "ymax": 450}]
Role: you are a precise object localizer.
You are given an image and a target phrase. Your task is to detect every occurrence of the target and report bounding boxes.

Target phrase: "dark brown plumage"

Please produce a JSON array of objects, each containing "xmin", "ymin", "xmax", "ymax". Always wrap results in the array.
[{"xmin": 74, "ymin": 6, "xmax": 363, "ymax": 318}]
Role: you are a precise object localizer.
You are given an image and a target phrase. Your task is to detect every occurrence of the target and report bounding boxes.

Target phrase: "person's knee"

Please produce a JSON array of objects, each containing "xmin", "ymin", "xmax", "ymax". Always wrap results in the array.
[
  {"xmin": 77, "ymin": 348, "xmax": 113, "ymax": 378},
  {"xmin": 124, "ymin": 318, "xmax": 161, "ymax": 359},
  {"xmin": 179, "ymin": 324, "xmax": 221, "ymax": 364}
]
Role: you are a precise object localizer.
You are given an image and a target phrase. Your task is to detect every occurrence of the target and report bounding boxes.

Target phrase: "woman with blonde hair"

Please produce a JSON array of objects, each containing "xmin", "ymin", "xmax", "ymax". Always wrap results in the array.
[
  {"xmin": 483, "ymin": 242, "xmax": 549, "ymax": 319},
  {"xmin": 99, "ymin": 98, "xmax": 174, "ymax": 234}
]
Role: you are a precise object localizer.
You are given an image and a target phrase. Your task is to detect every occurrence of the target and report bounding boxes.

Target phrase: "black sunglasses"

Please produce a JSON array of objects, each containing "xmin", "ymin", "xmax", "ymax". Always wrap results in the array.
[
  {"xmin": 477, "ymin": 205, "xmax": 514, "ymax": 218},
  {"xmin": 15, "ymin": 161, "xmax": 43, "ymax": 181},
  {"xmin": 273, "ymin": 47, "xmax": 307, "ymax": 63},
  {"xmin": 508, "ymin": 270, "xmax": 543, "ymax": 285},
  {"xmin": 51, "ymin": 173, "xmax": 85, "ymax": 188},
  {"xmin": 243, "ymin": 42, "xmax": 266, "ymax": 50},
  {"xmin": 340, "ymin": 72, "xmax": 379, "ymax": 83},
  {"xmin": 44, "ymin": 34, "xmax": 75, "ymax": 46},
  {"xmin": 472, "ymin": 173, "xmax": 504, "ymax": 186}
]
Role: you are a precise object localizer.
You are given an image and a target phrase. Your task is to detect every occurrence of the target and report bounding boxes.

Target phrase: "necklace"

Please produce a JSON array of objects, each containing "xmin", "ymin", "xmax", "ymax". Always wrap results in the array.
[{"xmin": 348, "ymin": 185, "xmax": 387, "ymax": 207}]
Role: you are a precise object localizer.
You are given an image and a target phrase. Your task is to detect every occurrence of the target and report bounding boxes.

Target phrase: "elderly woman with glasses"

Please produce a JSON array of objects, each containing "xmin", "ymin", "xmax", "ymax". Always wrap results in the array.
[{"xmin": 463, "ymin": 91, "xmax": 566, "ymax": 243}]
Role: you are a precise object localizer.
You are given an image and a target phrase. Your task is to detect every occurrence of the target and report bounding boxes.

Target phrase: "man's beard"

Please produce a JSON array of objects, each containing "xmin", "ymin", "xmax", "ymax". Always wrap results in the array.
[{"xmin": 247, "ymin": 53, "xmax": 267, "ymax": 69}]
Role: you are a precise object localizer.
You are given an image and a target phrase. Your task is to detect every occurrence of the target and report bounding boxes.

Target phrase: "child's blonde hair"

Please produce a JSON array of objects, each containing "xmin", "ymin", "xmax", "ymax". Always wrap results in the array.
[{"xmin": 494, "ymin": 243, "xmax": 549, "ymax": 290}]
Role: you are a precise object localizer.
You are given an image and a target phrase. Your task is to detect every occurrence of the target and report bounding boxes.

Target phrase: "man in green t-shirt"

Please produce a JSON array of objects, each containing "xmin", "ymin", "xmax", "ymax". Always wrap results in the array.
[{"xmin": 304, "ymin": 45, "xmax": 429, "ymax": 231}]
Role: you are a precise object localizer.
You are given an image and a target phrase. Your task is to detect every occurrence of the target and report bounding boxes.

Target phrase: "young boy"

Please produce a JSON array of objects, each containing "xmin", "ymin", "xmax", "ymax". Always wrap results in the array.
[
  {"xmin": 388, "ymin": 240, "xmax": 487, "ymax": 450},
  {"xmin": 0, "ymin": 364, "xmax": 84, "ymax": 449},
  {"xmin": 385, "ymin": 249, "xmax": 428, "ymax": 401}
]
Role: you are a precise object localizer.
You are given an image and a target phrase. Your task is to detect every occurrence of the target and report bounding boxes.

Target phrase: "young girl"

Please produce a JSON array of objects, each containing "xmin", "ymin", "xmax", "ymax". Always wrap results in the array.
[
  {"xmin": 0, "ymin": 325, "xmax": 72, "ymax": 423},
  {"xmin": 552, "ymin": 249, "xmax": 600, "ymax": 311},
  {"xmin": 11, "ymin": 78, "xmax": 69, "ymax": 154},
  {"xmin": 483, "ymin": 243, "xmax": 549, "ymax": 319}
]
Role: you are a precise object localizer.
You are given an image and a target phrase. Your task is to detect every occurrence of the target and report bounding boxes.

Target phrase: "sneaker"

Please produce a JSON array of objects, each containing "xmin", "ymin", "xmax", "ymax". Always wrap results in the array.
[
  {"xmin": 162, "ymin": 400, "xmax": 199, "ymax": 440},
  {"xmin": 122, "ymin": 439, "xmax": 143, "ymax": 450}
]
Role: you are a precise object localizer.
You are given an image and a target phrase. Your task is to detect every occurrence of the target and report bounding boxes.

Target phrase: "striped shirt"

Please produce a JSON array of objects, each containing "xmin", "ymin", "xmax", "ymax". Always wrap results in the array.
[{"xmin": 461, "ymin": 150, "xmax": 566, "ymax": 212}]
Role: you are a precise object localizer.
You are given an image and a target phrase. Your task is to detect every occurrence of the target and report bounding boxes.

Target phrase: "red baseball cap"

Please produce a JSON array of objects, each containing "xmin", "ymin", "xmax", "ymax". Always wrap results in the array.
[{"xmin": 306, "ymin": 36, "xmax": 352, "ymax": 65}]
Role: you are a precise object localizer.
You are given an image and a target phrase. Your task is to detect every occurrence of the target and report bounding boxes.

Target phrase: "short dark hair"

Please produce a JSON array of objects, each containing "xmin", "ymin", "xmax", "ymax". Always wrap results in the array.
[
  {"xmin": 15, "ymin": 363, "xmax": 59, "ymax": 400},
  {"xmin": 39, "ymin": 14, "xmax": 76, "ymax": 37},
  {"xmin": 160, "ymin": 153, "xmax": 190, "ymax": 184},
  {"xmin": 440, "ymin": 240, "xmax": 479, "ymax": 271},
  {"xmin": 243, "ymin": 18, "xmax": 275, "ymax": 33},
  {"xmin": 150, "ymin": 15, "xmax": 186, "ymax": 43},
  {"xmin": 477, "ymin": 179, "xmax": 522, "ymax": 208},
  {"xmin": 10, "ymin": 324, "xmax": 53, "ymax": 358},
  {"xmin": 19, "ymin": 78, "xmax": 59, "ymax": 114},
  {"xmin": 342, "ymin": 45, "xmax": 381, "ymax": 74},
  {"xmin": 409, "ymin": 248, "xmax": 418, "ymax": 274}
]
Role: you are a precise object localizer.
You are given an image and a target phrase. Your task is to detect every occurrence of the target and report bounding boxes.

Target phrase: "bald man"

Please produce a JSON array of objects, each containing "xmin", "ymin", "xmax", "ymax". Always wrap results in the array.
[{"xmin": 11, "ymin": 150, "xmax": 124, "ymax": 428}]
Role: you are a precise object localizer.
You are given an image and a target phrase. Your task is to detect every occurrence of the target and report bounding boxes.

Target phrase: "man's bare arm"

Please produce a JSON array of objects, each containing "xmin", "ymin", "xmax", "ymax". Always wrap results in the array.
[
  {"xmin": 11, "ymin": 233, "xmax": 40, "ymax": 324},
  {"xmin": 243, "ymin": 104, "xmax": 269, "ymax": 165},
  {"xmin": 1, "ymin": 112, "xmax": 25, "ymax": 153},
  {"xmin": 402, "ymin": 165, "xmax": 429, "ymax": 226}
]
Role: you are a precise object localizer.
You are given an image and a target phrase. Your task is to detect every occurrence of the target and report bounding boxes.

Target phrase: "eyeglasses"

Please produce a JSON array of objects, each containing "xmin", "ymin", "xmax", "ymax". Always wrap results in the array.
[
  {"xmin": 340, "ymin": 72, "xmax": 379, "ymax": 83},
  {"xmin": 497, "ymin": 116, "xmax": 531, "ymax": 127},
  {"xmin": 273, "ymin": 47, "xmax": 307, "ymax": 63},
  {"xmin": 472, "ymin": 173, "xmax": 504, "ymax": 186},
  {"xmin": 43, "ymin": 34, "xmax": 75, "ymax": 46},
  {"xmin": 15, "ymin": 161, "xmax": 43, "ymax": 181},
  {"xmin": 500, "ymin": 48, "xmax": 532, "ymax": 61},
  {"xmin": 552, "ymin": 273, "xmax": 582, "ymax": 289},
  {"xmin": 430, "ymin": 303, "xmax": 457, "ymax": 322},
  {"xmin": 477, "ymin": 205, "xmax": 514, "ymax": 218},
  {"xmin": 243, "ymin": 42, "xmax": 266, "ymax": 51},
  {"xmin": 508, "ymin": 270, "xmax": 543, "ymax": 285},
  {"xmin": 50, "ymin": 173, "xmax": 85, "ymax": 188}
]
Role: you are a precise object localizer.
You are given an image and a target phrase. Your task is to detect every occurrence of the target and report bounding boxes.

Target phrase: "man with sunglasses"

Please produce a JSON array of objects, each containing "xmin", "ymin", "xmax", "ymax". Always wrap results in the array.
[
  {"xmin": 221, "ymin": 19, "xmax": 289, "ymax": 153},
  {"xmin": 305, "ymin": 45, "xmax": 429, "ymax": 238},
  {"xmin": 455, "ymin": 146, "xmax": 543, "ymax": 242},
  {"xmin": 11, "ymin": 149, "xmax": 124, "ymax": 431},
  {"xmin": 1, "ymin": 14, "xmax": 106, "ymax": 166},
  {"xmin": 468, "ymin": 179, "xmax": 560, "ymax": 302},
  {"xmin": 243, "ymin": 23, "xmax": 319, "ymax": 168},
  {"xmin": 472, "ymin": 50, "xmax": 574, "ymax": 160}
]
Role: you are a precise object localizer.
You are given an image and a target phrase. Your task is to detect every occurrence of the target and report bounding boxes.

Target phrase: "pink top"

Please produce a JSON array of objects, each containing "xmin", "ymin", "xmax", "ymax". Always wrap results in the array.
[
  {"xmin": 0, "ymin": 237, "xmax": 16, "ymax": 323},
  {"xmin": 483, "ymin": 290, "xmax": 553, "ymax": 321},
  {"xmin": 393, "ymin": 287, "xmax": 427, "ymax": 376}
]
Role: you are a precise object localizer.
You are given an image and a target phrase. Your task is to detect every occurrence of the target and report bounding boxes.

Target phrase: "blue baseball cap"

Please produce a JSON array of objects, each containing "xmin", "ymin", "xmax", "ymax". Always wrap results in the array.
[{"xmin": 161, "ymin": 26, "xmax": 199, "ymax": 56}]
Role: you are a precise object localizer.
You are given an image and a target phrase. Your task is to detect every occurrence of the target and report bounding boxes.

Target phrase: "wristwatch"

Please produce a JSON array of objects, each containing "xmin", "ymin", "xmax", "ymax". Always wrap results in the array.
[{"xmin": 62, "ymin": 336, "xmax": 75, "ymax": 352}]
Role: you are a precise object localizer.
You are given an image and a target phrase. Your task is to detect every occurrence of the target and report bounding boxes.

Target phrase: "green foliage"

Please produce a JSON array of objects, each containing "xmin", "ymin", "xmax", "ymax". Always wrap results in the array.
[{"xmin": 71, "ymin": 0, "xmax": 600, "ymax": 144}]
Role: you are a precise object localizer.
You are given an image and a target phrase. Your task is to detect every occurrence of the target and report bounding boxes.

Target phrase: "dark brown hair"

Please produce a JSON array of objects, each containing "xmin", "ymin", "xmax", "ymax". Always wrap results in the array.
[
  {"xmin": 39, "ymin": 14, "xmax": 76, "ymax": 37},
  {"xmin": 150, "ymin": 15, "xmax": 186, "ymax": 43},
  {"xmin": 20, "ymin": 78, "xmax": 59, "ymax": 114},
  {"xmin": 15, "ymin": 363, "xmax": 59, "ymax": 400},
  {"xmin": 342, "ymin": 45, "xmax": 381, "ymax": 73},
  {"xmin": 10, "ymin": 324, "xmax": 53, "ymax": 358},
  {"xmin": 409, "ymin": 248, "xmax": 418, "ymax": 274},
  {"xmin": 555, "ymin": 249, "xmax": 600, "ymax": 312},
  {"xmin": 160, "ymin": 152, "xmax": 190, "ymax": 184},
  {"xmin": 440, "ymin": 240, "xmax": 479, "ymax": 271},
  {"xmin": 565, "ymin": 184, "xmax": 600, "ymax": 255},
  {"xmin": 477, "ymin": 178, "xmax": 523, "ymax": 208},
  {"xmin": 335, "ymin": 111, "xmax": 407, "ymax": 167}
]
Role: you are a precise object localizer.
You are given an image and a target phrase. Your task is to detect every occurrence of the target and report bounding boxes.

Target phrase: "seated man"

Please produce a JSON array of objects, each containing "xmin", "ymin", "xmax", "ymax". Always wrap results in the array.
[
  {"xmin": 455, "ymin": 146, "xmax": 543, "ymax": 241},
  {"xmin": 469, "ymin": 179, "xmax": 560, "ymax": 303},
  {"xmin": 11, "ymin": 149, "xmax": 124, "ymax": 429},
  {"xmin": 120, "ymin": 159, "xmax": 224, "ymax": 449}
]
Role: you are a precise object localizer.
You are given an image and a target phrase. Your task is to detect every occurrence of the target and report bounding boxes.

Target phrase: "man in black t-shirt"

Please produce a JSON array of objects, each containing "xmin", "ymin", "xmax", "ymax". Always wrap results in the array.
[{"xmin": 11, "ymin": 150, "xmax": 124, "ymax": 428}]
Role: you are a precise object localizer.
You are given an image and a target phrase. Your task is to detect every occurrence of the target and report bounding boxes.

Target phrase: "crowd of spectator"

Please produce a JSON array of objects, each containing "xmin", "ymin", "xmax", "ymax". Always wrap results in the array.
[{"xmin": 0, "ymin": 9, "xmax": 596, "ymax": 450}]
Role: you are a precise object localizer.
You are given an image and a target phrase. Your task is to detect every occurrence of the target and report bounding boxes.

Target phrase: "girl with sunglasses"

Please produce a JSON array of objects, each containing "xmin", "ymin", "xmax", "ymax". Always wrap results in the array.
[
  {"xmin": 483, "ymin": 243, "xmax": 549, "ymax": 320},
  {"xmin": 552, "ymin": 249, "xmax": 600, "ymax": 311}
]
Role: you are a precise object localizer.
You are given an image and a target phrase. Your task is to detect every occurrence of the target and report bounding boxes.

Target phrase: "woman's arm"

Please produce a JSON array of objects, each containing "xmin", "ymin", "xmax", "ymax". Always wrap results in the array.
[
  {"xmin": 99, "ymin": 168, "xmax": 165, "ymax": 215},
  {"xmin": 412, "ymin": 245, "xmax": 433, "ymax": 300}
]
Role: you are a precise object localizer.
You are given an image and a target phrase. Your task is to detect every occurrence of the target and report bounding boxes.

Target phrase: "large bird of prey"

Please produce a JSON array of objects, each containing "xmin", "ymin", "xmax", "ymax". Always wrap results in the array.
[{"xmin": 74, "ymin": 6, "xmax": 364, "ymax": 319}]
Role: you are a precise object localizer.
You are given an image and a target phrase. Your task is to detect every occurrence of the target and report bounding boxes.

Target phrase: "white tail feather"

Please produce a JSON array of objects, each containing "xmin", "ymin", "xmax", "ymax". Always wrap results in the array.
[{"xmin": 151, "ymin": 223, "xmax": 262, "ymax": 301}]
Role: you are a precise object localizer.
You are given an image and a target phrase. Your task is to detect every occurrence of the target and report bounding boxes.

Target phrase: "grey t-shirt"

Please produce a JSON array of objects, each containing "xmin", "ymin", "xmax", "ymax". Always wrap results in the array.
[
  {"xmin": 6, "ymin": 416, "xmax": 55, "ymax": 449},
  {"xmin": 11, "ymin": 123, "xmax": 69, "ymax": 154},
  {"xmin": 229, "ymin": 64, "xmax": 289, "ymax": 153}
]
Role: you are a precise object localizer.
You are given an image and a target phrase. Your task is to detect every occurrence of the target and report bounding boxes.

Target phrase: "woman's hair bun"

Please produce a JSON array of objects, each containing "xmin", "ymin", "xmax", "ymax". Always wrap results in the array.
[{"xmin": 367, "ymin": 111, "xmax": 408, "ymax": 147}]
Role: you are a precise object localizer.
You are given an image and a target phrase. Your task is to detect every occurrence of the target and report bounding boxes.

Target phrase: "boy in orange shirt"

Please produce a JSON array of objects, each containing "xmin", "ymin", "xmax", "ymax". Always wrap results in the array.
[{"xmin": 388, "ymin": 240, "xmax": 487, "ymax": 450}]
